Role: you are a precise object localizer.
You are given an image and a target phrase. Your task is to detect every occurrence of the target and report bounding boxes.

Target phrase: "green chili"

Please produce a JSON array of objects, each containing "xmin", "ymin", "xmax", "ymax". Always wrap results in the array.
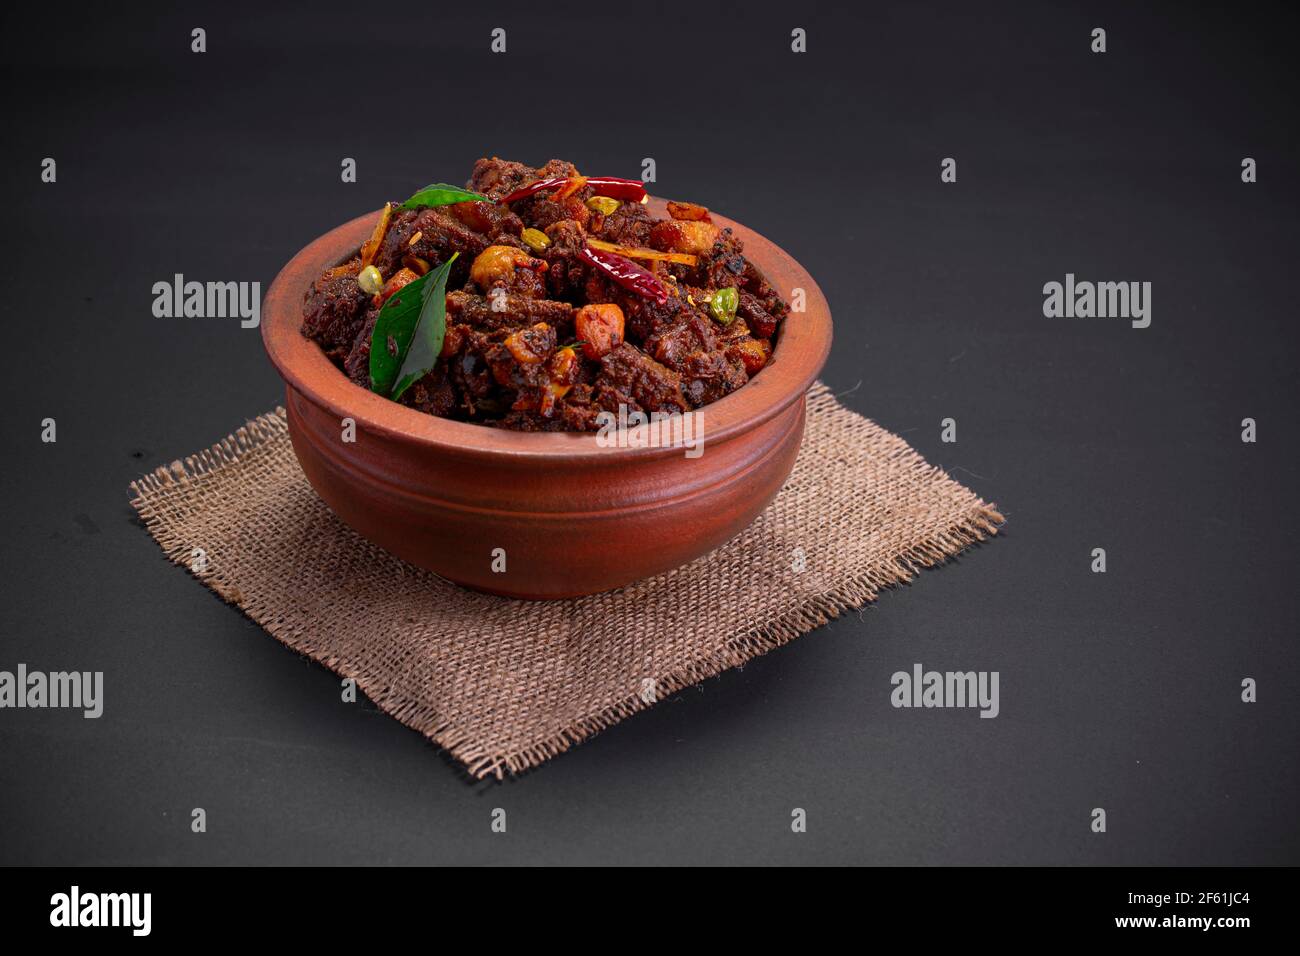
[{"xmin": 710, "ymin": 286, "xmax": 739, "ymax": 324}]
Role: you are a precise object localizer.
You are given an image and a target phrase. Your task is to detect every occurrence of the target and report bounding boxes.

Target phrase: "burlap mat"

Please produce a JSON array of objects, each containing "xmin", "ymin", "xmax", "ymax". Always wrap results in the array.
[{"xmin": 129, "ymin": 383, "xmax": 1002, "ymax": 778}]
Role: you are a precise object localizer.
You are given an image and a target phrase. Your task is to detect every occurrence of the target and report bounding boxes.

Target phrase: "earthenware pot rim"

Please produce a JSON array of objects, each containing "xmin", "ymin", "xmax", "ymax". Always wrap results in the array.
[{"xmin": 262, "ymin": 198, "xmax": 832, "ymax": 460}]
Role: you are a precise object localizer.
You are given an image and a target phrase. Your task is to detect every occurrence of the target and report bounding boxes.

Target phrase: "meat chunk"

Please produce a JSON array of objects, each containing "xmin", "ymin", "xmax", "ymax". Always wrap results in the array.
[
  {"xmin": 644, "ymin": 310, "xmax": 748, "ymax": 407},
  {"xmin": 400, "ymin": 364, "xmax": 459, "ymax": 417},
  {"xmin": 678, "ymin": 349, "xmax": 749, "ymax": 406},
  {"xmin": 577, "ymin": 266, "xmax": 685, "ymax": 343},
  {"xmin": 467, "ymin": 157, "xmax": 537, "ymax": 201},
  {"xmin": 302, "ymin": 269, "xmax": 369, "ymax": 361},
  {"xmin": 406, "ymin": 208, "xmax": 500, "ymax": 277},
  {"xmin": 370, "ymin": 210, "xmax": 423, "ymax": 278},
  {"xmin": 645, "ymin": 310, "xmax": 718, "ymax": 369},
  {"xmin": 692, "ymin": 228, "xmax": 749, "ymax": 290},
  {"xmin": 516, "ymin": 193, "xmax": 591, "ymax": 232},
  {"xmin": 726, "ymin": 335, "xmax": 772, "ymax": 375},
  {"xmin": 596, "ymin": 202, "xmax": 654, "ymax": 248},
  {"xmin": 447, "ymin": 200, "xmax": 525, "ymax": 243},
  {"xmin": 369, "ymin": 205, "xmax": 518, "ymax": 280},
  {"xmin": 556, "ymin": 383, "xmax": 605, "ymax": 431},
  {"xmin": 445, "ymin": 290, "xmax": 574, "ymax": 334},
  {"xmin": 595, "ymin": 343, "xmax": 688, "ymax": 416},
  {"xmin": 533, "ymin": 158, "xmax": 581, "ymax": 181},
  {"xmin": 738, "ymin": 289, "xmax": 778, "ymax": 339},
  {"xmin": 538, "ymin": 219, "xmax": 591, "ymax": 301},
  {"xmin": 342, "ymin": 306, "xmax": 381, "ymax": 389},
  {"xmin": 450, "ymin": 328, "xmax": 502, "ymax": 409}
]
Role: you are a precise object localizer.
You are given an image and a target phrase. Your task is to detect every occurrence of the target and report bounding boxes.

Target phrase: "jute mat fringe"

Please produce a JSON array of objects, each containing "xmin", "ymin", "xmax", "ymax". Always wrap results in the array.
[{"xmin": 129, "ymin": 383, "xmax": 1003, "ymax": 778}]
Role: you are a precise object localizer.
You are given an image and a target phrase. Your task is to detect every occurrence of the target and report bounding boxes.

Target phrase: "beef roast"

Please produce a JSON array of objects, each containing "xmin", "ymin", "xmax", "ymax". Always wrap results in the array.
[{"xmin": 302, "ymin": 156, "xmax": 789, "ymax": 431}]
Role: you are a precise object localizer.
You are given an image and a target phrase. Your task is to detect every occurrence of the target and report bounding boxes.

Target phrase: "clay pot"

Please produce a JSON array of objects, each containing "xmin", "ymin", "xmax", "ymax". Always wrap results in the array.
[{"xmin": 262, "ymin": 200, "xmax": 832, "ymax": 599}]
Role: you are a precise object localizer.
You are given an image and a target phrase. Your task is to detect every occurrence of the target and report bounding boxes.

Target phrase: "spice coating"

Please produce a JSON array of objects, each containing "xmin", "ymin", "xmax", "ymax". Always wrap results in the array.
[{"xmin": 301, "ymin": 157, "xmax": 789, "ymax": 431}]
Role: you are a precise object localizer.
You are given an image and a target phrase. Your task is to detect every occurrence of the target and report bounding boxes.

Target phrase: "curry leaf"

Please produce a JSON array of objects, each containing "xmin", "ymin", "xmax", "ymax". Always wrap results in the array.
[
  {"xmin": 369, "ymin": 273, "xmax": 431, "ymax": 397},
  {"xmin": 368, "ymin": 254, "xmax": 458, "ymax": 400},
  {"xmin": 365, "ymin": 253, "xmax": 459, "ymax": 402},
  {"xmin": 399, "ymin": 183, "xmax": 486, "ymax": 210},
  {"xmin": 391, "ymin": 253, "xmax": 458, "ymax": 400}
]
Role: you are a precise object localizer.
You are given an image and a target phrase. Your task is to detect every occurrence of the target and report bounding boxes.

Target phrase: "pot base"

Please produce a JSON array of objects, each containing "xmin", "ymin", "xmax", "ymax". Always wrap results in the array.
[{"xmin": 286, "ymin": 389, "xmax": 807, "ymax": 600}]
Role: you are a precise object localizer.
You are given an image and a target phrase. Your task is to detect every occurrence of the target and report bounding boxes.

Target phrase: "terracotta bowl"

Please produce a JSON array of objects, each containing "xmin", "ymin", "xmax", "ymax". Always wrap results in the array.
[{"xmin": 262, "ymin": 199, "xmax": 832, "ymax": 599}]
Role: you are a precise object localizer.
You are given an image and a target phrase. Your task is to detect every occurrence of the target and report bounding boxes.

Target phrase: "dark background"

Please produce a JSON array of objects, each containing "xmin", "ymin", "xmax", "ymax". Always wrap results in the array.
[{"xmin": 0, "ymin": 1, "xmax": 1296, "ymax": 865}]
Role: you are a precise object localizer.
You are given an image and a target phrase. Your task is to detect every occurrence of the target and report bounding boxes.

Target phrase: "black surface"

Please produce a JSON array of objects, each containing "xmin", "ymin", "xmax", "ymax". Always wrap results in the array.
[{"xmin": 1, "ymin": 1, "xmax": 1296, "ymax": 865}]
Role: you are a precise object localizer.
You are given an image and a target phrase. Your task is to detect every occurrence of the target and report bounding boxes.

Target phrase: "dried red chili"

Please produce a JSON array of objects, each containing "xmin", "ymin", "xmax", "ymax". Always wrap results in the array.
[
  {"xmin": 500, "ymin": 177, "xmax": 569, "ymax": 204},
  {"xmin": 583, "ymin": 177, "xmax": 648, "ymax": 202},
  {"xmin": 502, "ymin": 175, "xmax": 648, "ymax": 205},
  {"xmin": 579, "ymin": 246, "xmax": 669, "ymax": 305}
]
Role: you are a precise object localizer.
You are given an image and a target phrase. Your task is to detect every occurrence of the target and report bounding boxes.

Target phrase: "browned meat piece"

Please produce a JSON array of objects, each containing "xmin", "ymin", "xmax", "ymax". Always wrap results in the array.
[
  {"xmin": 492, "ymin": 410, "xmax": 559, "ymax": 431},
  {"xmin": 498, "ymin": 323, "xmax": 557, "ymax": 374},
  {"xmin": 405, "ymin": 208, "xmax": 504, "ymax": 279},
  {"xmin": 698, "ymin": 228, "xmax": 749, "ymax": 289},
  {"xmin": 479, "ymin": 158, "xmax": 589, "ymax": 233},
  {"xmin": 534, "ymin": 158, "xmax": 581, "ymax": 181},
  {"xmin": 493, "ymin": 266, "xmax": 548, "ymax": 299},
  {"xmin": 538, "ymin": 219, "xmax": 590, "ymax": 300},
  {"xmin": 595, "ymin": 202, "xmax": 654, "ymax": 248},
  {"xmin": 448, "ymin": 328, "xmax": 499, "ymax": 410},
  {"xmin": 725, "ymin": 335, "xmax": 773, "ymax": 376},
  {"xmin": 684, "ymin": 227, "xmax": 787, "ymax": 321},
  {"xmin": 482, "ymin": 323, "xmax": 569, "ymax": 423},
  {"xmin": 447, "ymin": 200, "xmax": 525, "ymax": 243},
  {"xmin": 595, "ymin": 343, "xmax": 689, "ymax": 416},
  {"xmin": 678, "ymin": 349, "xmax": 749, "ymax": 406},
  {"xmin": 445, "ymin": 290, "xmax": 574, "ymax": 334},
  {"xmin": 670, "ymin": 227, "xmax": 788, "ymax": 339},
  {"xmin": 450, "ymin": 322, "xmax": 551, "ymax": 398},
  {"xmin": 556, "ymin": 383, "xmax": 604, "ymax": 432},
  {"xmin": 645, "ymin": 310, "xmax": 717, "ymax": 368},
  {"xmin": 370, "ymin": 210, "xmax": 423, "ymax": 278},
  {"xmin": 371, "ymin": 205, "xmax": 520, "ymax": 280},
  {"xmin": 399, "ymin": 364, "xmax": 459, "ymax": 417},
  {"xmin": 644, "ymin": 310, "xmax": 749, "ymax": 407},
  {"xmin": 502, "ymin": 348, "xmax": 597, "ymax": 429},
  {"xmin": 342, "ymin": 306, "xmax": 381, "ymax": 389},
  {"xmin": 738, "ymin": 289, "xmax": 778, "ymax": 339},
  {"xmin": 467, "ymin": 157, "xmax": 537, "ymax": 201},
  {"xmin": 543, "ymin": 218, "xmax": 587, "ymax": 253},
  {"xmin": 301, "ymin": 267, "xmax": 369, "ymax": 361},
  {"xmin": 623, "ymin": 290, "xmax": 687, "ymax": 344},
  {"xmin": 516, "ymin": 193, "xmax": 591, "ymax": 232},
  {"xmin": 738, "ymin": 260, "xmax": 788, "ymax": 324},
  {"xmin": 582, "ymin": 268, "xmax": 690, "ymax": 343}
]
